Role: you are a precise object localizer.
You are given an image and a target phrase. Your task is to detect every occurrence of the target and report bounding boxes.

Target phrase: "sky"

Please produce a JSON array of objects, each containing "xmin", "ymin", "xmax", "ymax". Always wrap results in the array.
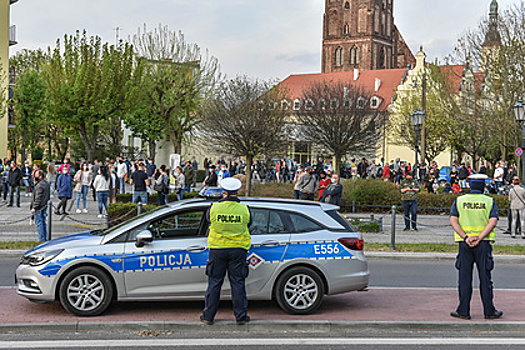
[{"xmin": 8, "ymin": 0, "xmax": 519, "ymax": 81}]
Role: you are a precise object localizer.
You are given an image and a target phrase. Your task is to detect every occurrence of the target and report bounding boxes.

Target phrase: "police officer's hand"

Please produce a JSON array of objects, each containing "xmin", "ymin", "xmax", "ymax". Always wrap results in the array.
[{"xmin": 466, "ymin": 236, "xmax": 479, "ymax": 248}]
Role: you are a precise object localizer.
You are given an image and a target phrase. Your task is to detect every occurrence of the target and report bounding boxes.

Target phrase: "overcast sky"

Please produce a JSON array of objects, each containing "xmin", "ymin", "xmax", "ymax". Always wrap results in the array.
[{"xmin": 9, "ymin": 0, "xmax": 518, "ymax": 81}]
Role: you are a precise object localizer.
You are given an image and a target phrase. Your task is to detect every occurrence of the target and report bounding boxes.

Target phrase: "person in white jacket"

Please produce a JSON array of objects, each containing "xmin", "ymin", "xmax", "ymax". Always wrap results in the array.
[
  {"xmin": 509, "ymin": 176, "xmax": 525, "ymax": 239},
  {"xmin": 93, "ymin": 166, "xmax": 110, "ymax": 218}
]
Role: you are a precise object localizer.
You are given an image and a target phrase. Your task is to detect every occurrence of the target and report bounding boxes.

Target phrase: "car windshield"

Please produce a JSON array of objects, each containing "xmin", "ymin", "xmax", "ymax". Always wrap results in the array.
[{"xmin": 90, "ymin": 206, "xmax": 168, "ymax": 236}]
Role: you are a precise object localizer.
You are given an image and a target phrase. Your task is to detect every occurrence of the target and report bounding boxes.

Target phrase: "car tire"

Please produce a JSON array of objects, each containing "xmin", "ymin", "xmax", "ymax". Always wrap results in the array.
[
  {"xmin": 275, "ymin": 266, "xmax": 324, "ymax": 315},
  {"xmin": 59, "ymin": 266, "xmax": 114, "ymax": 317}
]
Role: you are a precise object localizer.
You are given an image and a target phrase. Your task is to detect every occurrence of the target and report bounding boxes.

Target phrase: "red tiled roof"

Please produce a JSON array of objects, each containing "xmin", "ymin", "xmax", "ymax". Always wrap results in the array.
[
  {"xmin": 277, "ymin": 68, "xmax": 409, "ymax": 111},
  {"xmin": 438, "ymin": 65, "xmax": 484, "ymax": 94}
]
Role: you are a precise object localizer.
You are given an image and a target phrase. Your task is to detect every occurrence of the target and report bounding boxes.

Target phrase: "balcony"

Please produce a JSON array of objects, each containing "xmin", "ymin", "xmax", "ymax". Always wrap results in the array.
[{"xmin": 9, "ymin": 25, "xmax": 17, "ymax": 46}]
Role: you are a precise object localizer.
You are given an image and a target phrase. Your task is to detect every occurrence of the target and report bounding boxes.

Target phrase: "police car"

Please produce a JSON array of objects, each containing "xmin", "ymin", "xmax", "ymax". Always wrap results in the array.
[{"xmin": 15, "ymin": 198, "xmax": 369, "ymax": 316}]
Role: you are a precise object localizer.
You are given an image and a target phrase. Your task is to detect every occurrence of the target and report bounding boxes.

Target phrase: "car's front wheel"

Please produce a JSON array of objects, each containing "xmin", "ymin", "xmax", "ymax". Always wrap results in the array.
[
  {"xmin": 59, "ymin": 266, "xmax": 114, "ymax": 316},
  {"xmin": 275, "ymin": 266, "xmax": 324, "ymax": 314}
]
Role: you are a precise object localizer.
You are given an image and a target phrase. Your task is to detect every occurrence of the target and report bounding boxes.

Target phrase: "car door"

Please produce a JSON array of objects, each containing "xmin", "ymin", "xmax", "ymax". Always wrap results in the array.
[
  {"xmin": 123, "ymin": 206, "xmax": 210, "ymax": 298},
  {"xmin": 243, "ymin": 208, "xmax": 291, "ymax": 295}
]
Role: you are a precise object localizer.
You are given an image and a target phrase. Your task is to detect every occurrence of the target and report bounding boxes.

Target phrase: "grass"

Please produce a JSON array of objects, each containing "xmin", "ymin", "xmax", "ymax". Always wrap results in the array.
[
  {"xmin": 0, "ymin": 241, "xmax": 41, "ymax": 250},
  {"xmin": 366, "ymin": 243, "xmax": 525, "ymax": 255}
]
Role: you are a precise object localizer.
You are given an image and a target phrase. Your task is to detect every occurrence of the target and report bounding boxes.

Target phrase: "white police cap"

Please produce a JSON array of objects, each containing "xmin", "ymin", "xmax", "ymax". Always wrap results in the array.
[
  {"xmin": 220, "ymin": 177, "xmax": 242, "ymax": 192},
  {"xmin": 468, "ymin": 174, "xmax": 488, "ymax": 181}
]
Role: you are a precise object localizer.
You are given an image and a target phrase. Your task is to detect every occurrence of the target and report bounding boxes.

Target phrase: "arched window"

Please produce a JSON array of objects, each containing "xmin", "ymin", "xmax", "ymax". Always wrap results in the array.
[
  {"xmin": 350, "ymin": 46, "xmax": 359, "ymax": 65},
  {"xmin": 335, "ymin": 47, "xmax": 344, "ymax": 67},
  {"xmin": 343, "ymin": 23, "xmax": 349, "ymax": 35},
  {"xmin": 378, "ymin": 47, "xmax": 385, "ymax": 69},
  {"xmin": 345, "ymin": 1, "xmax": 350, "ymax": 10}
]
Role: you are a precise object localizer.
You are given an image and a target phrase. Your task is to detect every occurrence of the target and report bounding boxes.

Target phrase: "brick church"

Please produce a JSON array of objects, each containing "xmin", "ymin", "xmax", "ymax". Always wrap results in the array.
[{"xmin": 322, "ymin": 0, "xmax": 415, "ymax": 73}]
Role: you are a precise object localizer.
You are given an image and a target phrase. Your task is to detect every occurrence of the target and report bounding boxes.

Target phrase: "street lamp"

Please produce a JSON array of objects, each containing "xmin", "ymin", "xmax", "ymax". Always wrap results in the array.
[
  {"xmin": 513, "ymin": 98, "xmax": 525, "ymax": 183},
  {"xmin": 410, "ymin": 109, "xmax": 425, "ymax": 178}
]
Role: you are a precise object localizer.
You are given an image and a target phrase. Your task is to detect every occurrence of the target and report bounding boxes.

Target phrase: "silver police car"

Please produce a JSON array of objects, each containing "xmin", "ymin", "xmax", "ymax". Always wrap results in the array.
[{"xmin": 16, "ymin": 198, "xmax": 369, "ymax": 316}]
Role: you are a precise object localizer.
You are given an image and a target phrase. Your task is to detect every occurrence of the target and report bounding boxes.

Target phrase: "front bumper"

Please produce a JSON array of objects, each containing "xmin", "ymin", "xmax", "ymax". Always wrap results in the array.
[{"xmin": 15, "ymin": 264, "xmax": 56, "ymax": 302}]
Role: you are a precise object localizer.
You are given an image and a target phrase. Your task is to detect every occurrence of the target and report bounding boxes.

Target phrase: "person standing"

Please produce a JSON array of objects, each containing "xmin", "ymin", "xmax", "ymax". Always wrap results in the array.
[
  {"xmin": 183, "ymin": 162, "xmax": 195, "ymax": 195},
  {"xmin": 117, "ymin": 158, "xmax": 127, "ymax": 194},
  {"xmin": 200, "ymin": 178, "xmax": 251, "ymax": 326},
  {"xmin": 318, "ymin": 171, "xmax": 330, "ymax": 201},
  {"xmin": 321, "ymin": 174, "xmax": 343, "ymax": 205},
  {"xmin": 399, "ymin": 172, "xmax": 420, "ymax": 231},
  {"xmin": 493, "ymin": 162, "xmax": 504, "ymax": 194},
  {"xmin": 30, "ymin": 170, "xmax": 50, "ymax": 242},
  {"xmin": 172, "ymin": 166, "xmax": 185, "ymax": 201},
  {"xmin": 458, "ymin": 163, "xmax": 469, "ymax": 189},
  {"xmin": 47, "ymin": 162, "xmax": 56, "ymax": 198},
  {"xmin": 131, "ymin": 163, "xmax": 149, "ymax": 204},
  {"xmin": 154, "ymin": 165, "xmax": 169, "ymax": 206},
  {"xmin": 74, "ymin": 162, "xmax": 92, "ymax": 213},
  {"xmin": 8, "ymin": 161, "xmax": 22, "ymax": 208},
  {"xmin": 55, "ymin": 168, "xmax": 72, "ymax": 215},
  {"xmin": 109, "ymin": 165, "xmax": 120, "ymax": 204},
  {"xmin": 216, "ymin": 164, "xmax": 231, "ymax": 187},
  {"xmin": 93, "ymin": 166, "xmax": 110, "ymax": 218},
  {"xmin": 293, "ymin": 165, "xmax": 304, "ymax": 199},
  {"xmin": 296, "ymin": 166, "xmax": 317, "ymax": 201},
  {"xmin": 509, "ymin": 176, "xmax": 525, "ymax": 239},
  {"xmin": 204, "ymin": 165, "xmax": 218, "ymax": 187},
  {"xmin": 21, "ymin": 161, "xmax": 33, "ymax": 197},
  {"xmin": 449, "ymin": 174, "xmax": 503, "ymax": 320}
]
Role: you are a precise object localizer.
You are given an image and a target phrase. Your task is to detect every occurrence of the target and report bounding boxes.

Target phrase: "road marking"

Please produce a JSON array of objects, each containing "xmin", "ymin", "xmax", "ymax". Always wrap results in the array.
[
  {"xmin": 0, "ymin": 286, "xmax": 15, "ymax": 290},
  {"xmin": 2, "ymin": 338, "xmax": 525, "ymax": 348},
  {"xmin": 371, "ymin": 287, "xmax": 525, "ymax": 291}
]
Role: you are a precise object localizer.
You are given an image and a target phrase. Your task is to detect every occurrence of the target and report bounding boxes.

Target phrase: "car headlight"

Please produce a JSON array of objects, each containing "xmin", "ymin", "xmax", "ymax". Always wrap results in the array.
[{"xmin": 21, "ymin": 249, "xmax": 64, "ymax": 266}]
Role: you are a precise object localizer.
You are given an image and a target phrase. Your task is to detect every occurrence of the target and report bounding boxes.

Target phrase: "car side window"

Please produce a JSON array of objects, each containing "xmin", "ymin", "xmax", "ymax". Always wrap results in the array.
[
  {"xmin": 268, "ymin": 210, "xmax": 287, "ymax": 234},
  {"xmin": 289, "ymin": 213, "xmax": 323, "ymax": 233},
  {"xmin": 249, "ymin": 209, "xmax": 269, "ymax": 235},
  {"xmin": 150, "ymin": 209, "xmax": 206, "ymax": 240}
]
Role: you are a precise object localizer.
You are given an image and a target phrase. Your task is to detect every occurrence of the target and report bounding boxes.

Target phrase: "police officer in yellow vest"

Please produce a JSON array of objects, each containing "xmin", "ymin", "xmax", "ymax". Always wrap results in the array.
[
  {"xmin": 200, "ymin": 177, "xmax": 251, "ymax": 325},
  {"xmin": 449, "ymin": 174, "xmax": 503, "ymax": 320}
]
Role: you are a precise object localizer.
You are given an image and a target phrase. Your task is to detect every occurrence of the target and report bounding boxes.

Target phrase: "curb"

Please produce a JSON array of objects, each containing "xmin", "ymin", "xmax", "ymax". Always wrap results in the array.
[{"xmin": 1, "ymin": 320, "xmax": 525, "ymax": 334}]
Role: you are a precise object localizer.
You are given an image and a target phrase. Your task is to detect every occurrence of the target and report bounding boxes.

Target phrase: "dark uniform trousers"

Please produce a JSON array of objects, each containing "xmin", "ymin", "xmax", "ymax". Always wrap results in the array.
[
  {"xmin": 456, "ymin": 240, "xmax": 496, "ymax": 316},
  {"xmin": 203, "ymin": 248, "xmax": 248, "ymax": 322}
]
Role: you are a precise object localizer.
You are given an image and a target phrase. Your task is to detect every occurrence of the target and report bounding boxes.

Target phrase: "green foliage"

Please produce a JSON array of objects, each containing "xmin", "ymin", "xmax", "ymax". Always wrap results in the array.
[
  {"xmin": 196, "ymin": 169, "xmax": 206, "ymax": 182},
  {"xmin": 32, "ymin": 160, "xmax": 48, "ymax": 173},
  {"xmin": 347, "ymin": 218, "xmax": 381, "ymax": 232},
  {"xmin": 44, "ymin": 30, "xmax": 138, "ymax": 162},
  {"xmin": 115, "ymin": 191, "xmax": 199, "ymax": 204},
  {"xmin": 108, "ymin": 203, "xmax": 157, "ymax": 226},
  {"xmin": 343, "ymin": 179, "xmax": 401, "ymax": 206}
]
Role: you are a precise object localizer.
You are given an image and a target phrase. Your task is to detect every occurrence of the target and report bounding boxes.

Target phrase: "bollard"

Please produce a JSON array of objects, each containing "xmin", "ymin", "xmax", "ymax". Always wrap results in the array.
[
  {"xmin": 47, "ymin": 199, "xmax": 52, "ymax": 241},
  {"xmin": 390, "ymin": 205, "xmax": 396, "ymax": 250},
  {"xmin": 370, "ymin": 214, "xmax": 374, "ymax": 223},
  {"xmin": 352, "ymin": 201, "xmax": 356, "ymax": 213},
  {"xmin": 138, "ymin": 202, "xmax": 143, "ymax": 216},
  {"xmin": 379, "ymin": 217, "xmax": 383, "ymax": 233}
]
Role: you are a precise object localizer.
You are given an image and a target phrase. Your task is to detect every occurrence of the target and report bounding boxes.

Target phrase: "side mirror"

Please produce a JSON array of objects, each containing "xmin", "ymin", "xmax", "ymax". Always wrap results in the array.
[{"xmin": 135, "ymin": 230, "xmax": 153, "ymax": 248}]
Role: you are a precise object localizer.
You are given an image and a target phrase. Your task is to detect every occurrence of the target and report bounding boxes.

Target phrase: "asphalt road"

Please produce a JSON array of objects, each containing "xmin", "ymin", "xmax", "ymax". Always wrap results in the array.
[{"xmin": 2, "ymin": 257, "xmax": 525, "ymax": 289}]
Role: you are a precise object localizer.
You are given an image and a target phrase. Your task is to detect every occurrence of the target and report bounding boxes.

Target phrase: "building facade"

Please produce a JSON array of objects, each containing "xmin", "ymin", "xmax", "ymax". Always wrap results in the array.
[
  {"xmin": 322, "ymin": 0, "xmax": 415, "ymax": 73},
  {"xmin": 0, "ymin": 0, "xmax": 17, "ymax": 160}
]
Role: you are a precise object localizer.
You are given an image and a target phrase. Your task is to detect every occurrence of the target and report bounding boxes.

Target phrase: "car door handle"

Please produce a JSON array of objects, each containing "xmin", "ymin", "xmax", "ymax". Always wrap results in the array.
[
  {"xmin": 261, "ymin": 240, "xmax": 280, "ymax": 247},
  {"xmin": 186, "ymin": 245, "xmax": 207, "ymax": 252}
]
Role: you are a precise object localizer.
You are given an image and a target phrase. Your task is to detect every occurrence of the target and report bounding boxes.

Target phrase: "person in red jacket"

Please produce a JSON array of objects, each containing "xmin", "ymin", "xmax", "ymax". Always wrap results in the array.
[
  {"xmin": 382, "ymin": 165, "xmax": 391, "ymax": 180},
  {"xmin": 318, "ymin": 171, "xmax": 330, "ymax": 201}
]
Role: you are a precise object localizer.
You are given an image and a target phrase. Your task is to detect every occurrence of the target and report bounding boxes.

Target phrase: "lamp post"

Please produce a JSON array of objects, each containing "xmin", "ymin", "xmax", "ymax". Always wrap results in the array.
[
  {"xmin": 410, "ymin": 109, "xmax": 425, "ymax": 178},
  {"xmin": 513, "ymin": 98, "xmax": 525, "ymax": 183}
]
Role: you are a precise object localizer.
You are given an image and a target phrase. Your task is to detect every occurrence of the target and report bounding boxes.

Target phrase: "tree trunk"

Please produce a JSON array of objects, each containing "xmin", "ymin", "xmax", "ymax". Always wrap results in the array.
[
  {"xmin": 149, "ymin": 139, "xmax": 157, "ymax": 162},
  {"xmin": 245, "ymin": 155, "xmax": 254, "ymax": 197},
  {"xmin": 334, "ymin": 152, "xmax": 342, "ymax": 177}
]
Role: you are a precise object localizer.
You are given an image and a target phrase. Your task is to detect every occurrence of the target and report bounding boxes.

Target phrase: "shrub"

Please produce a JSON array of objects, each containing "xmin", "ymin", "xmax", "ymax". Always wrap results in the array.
[
  {"xmin": 250, "ymin": 182, "xmax": 295, "ymax": 198},
  {"xmin": 115, "ymin": 191, "xmax": 200, "ymax": 204},
  {"xmin": 108, "ymin": 203, "xmax": 158, "ymax": 227},
  {"xmin": 196, "ymin": 170, "xmax": 206, "ymax": 182}
]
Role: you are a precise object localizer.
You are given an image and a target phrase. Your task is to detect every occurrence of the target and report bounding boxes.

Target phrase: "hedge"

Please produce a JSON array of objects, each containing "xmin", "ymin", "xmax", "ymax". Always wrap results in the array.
[
  {"xmin": 115, "ymin": 191, "xmax": 200, "ymax": 205},
  {"xmin": 108, "ymin": 203, "xmax": 158, "ymax": 227}
]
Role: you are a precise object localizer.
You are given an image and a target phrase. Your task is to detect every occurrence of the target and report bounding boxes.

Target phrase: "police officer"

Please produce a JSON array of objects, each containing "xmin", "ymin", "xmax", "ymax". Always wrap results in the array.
[
  {"xmin": 200, "ymin": 177, "xmax": 251, "ymax": 325},
  {"xmin": 449, "ymin": 174, "xmax": 503, "ymax": 320}
]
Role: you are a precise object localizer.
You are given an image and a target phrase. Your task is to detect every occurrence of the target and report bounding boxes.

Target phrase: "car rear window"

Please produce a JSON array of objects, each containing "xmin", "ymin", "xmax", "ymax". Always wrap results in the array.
[{"xmin": 326, "ymin": 210, "xmax": 354, "ymax": 231}]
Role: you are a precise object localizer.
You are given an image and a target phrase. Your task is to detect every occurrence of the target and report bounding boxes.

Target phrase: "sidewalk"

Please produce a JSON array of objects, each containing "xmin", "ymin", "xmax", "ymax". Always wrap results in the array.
[{"xmin": 1, "ymin": 287, "xmax": 524, "ymax": 333}]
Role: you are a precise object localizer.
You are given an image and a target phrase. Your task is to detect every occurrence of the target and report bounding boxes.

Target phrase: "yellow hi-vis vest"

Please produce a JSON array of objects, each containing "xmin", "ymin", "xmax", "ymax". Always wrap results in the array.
[
  {"xmin": 208, "ymin": 201, "xmax": 251, "ymax": 250},
  {"xmin": 455, "ymin": 194, "xmax": 496, "ymax": 242}
]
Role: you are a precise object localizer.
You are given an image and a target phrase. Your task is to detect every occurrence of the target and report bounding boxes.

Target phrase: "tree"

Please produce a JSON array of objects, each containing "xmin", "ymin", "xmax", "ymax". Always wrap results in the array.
[
  {"xmin": 44, "ymin": 31, "xmax": 137, "ymax": 162},
  {"xmin": 297, "ymin": 81, "xmax": 379, "ymax": 171},
  {"xmin": 201, "ymin": 76, "xmax": 288, "ymax": 195},
  {"xmin": 389, "ymin": 66, "xmax": 454, "ymax": 164},
  {"xmin": 11, "ymin": 70, "xmax": 47, "ymax": 161},
  {"xmin": 131, "ymin": 25, "xmax": 220, "ymax": 154}
]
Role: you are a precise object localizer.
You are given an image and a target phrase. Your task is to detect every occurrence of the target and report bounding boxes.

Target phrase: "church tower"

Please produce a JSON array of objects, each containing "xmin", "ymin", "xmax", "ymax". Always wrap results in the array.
[
  {"xmin": 322, "ymin": 0, "xmax": 415, "ymax": 73},
  {"xmin": 481, "ymin": 0, "xmax": 501, "ymax": 72}
]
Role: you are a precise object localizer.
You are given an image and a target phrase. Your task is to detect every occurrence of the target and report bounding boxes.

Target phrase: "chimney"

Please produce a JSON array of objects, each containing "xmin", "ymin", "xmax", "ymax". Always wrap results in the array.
[
  {"xmin": 354, "ymin": 68, "xmax": 359, "ymax": 81},
  {"xmin": 375, "ymin": 78, "xmax": 381, "ymax": 92}
]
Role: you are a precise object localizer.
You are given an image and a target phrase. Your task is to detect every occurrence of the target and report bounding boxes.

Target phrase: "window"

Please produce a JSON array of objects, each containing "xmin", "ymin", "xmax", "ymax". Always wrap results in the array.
[
  {"xmin": 357, "ymin": 97, "xmax": 367, "ymax": 109},
  {"xmin": 150, "ymin": 209, "xmax": 206, "ymax": 239},
  {"xmin": 343, "ymin": 23, "xmax": 349, "ymax": 35},
  {"xmin": 305, "ymin": 99, "xmax": 315, "ymax": 110},
  {"xmin": 249, "ymin": 209, "xmax": 288, "ymax": 235},
  {"xmin": 350, "ymin": 46, "xmax": 359, "ymax": 65},
  {"xmin": 318, "ymin": 98, "xmax": 327, "ymax": 110},
  {"xmin": 335, "ymin": 47, "xmax": 344, "ymax": 67},
  {"xmin": 281, "ymin": 99, "xmax": 291, "ymax": 111},
  {"xmin": 344, "ymin": 1, "xmax": 350, "ymax": 9},
  {"xmin": 293, "ymin": 99, "xmax": 302, "ymax": 111},
  {"xmin": 330, "ymin": 98, "xmax": 340, "ymax": 110},
  {"xmin": 370, "ymin": 96, "xmax": 382, "ymax": 109},
  {"xmin": 289, "ymin": 213, "xmax": 322, "ymax": 233}
]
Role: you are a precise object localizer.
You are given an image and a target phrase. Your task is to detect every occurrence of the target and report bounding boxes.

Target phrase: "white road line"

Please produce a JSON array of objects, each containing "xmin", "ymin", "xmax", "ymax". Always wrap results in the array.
[
  {"xmin": 2, "ymin": 338, "xmax": 525, "ymax": 348},
  {"xmin": 371, "ymin": 286, "xmax": 525, "ymax": 291}
]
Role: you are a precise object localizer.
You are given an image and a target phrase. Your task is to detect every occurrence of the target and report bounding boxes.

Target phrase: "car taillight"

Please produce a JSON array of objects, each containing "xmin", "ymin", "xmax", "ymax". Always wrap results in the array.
[{"xmin": 338, "ymin": 238, "xmax": 364, "ymax": 251}]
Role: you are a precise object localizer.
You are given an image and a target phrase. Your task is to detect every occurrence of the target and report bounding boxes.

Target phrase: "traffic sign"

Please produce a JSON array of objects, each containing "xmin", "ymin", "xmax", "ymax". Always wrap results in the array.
[{"xmin": 516, "ymin": 148, "xmax": 523, "ymax": 157}]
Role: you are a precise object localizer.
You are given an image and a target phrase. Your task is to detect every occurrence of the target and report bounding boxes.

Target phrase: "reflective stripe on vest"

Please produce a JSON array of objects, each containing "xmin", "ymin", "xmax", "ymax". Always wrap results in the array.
[
  {"xmin": 208, "ymin": 201, "xmax": 251, "ymax": 250},
  {"xmin": 455, "ymin": 194, "xmax": 496, "ymax": 242}
]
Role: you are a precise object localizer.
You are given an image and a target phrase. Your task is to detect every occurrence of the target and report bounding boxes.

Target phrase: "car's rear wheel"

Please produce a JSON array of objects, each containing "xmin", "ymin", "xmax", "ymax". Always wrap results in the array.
[
  {"xmin": 275, "ymin": 267, "xmax": 324, "ymax": 315},
  {"xmin": 59, "ymin": 266, "xmax": 114, "ymax": 316}
]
